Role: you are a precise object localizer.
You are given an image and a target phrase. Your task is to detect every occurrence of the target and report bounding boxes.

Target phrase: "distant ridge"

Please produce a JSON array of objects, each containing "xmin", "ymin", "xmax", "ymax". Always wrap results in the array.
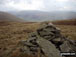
[
  {"xmin": 0, "ymin": 11, "xmax": 26, "ymax": 22},
  {"xmin": 9, "ymin": 10, "xmax": 76, "ymax": 22}
]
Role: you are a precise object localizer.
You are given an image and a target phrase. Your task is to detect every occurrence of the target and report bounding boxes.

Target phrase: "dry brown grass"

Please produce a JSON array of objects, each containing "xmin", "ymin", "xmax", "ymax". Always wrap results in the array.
[
  {"xmin": 52, "ymin": 19, "xmax": 76, "ymax": 25},
  {"xmin": 0, "ymin": 21, "xmax": 76, "ymax": 57},
  {"xmin": 56, "ymin": 25, "xmax": 76, "ymax": 40}
]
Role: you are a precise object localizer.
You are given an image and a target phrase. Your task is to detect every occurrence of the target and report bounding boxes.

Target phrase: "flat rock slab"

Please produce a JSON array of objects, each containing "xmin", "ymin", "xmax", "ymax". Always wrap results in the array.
[{"xmin": 37, "ymin": 37, "xmax": 62, "ymax": 57}]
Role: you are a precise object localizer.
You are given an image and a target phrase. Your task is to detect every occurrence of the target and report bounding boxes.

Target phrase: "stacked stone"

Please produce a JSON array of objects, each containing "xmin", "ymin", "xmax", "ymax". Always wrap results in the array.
[{"xmin": 20, "ymin": 22, "xmax": 76, "ymax": 57}]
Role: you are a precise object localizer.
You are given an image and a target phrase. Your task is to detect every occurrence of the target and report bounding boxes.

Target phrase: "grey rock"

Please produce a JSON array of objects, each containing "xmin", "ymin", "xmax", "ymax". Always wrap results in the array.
[
  {"xmin": 37, "ymin": 37, "xmax": 62, "ymax": 57},
  {"xmin": 60, "ymin": 40, "xmax": 76, "ymax": 52},
  {"xmin": 52, "ymin": 38, "xmax": 61, "ymax": 42},
  {"xmin": 20, "ymin": 22, "xmax": 76, "ymax": 57},
  {"xmin": 27, "ymin": 37, "xmax": 37, "ymax": 43},
  {"xmin": 60, "ymin": 41, "xmax": 73, "ymax": 52},
  {"xmin": 20, "ymin": 40, "xmax": 36, "ymax": 47}
]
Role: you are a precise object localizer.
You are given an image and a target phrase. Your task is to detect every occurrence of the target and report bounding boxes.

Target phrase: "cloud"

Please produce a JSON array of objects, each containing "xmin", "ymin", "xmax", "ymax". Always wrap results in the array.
[
  {"xmin": 0, "ymin": 0, "xmax": 9, "ymax": 4},
  {"xmin": 0, "ymin": 0, "xmax": 44, "ymax": 11},
  {"xmin": 57, "ymin": 0, "xmax": 69, "ymax": 2},
  {"xmin": 0, "ymin": 0, "xmax": 76, "ymax": 11},
  {"xmin": 42, "ymin": 0, "xmax": 76, "ymax": 11}
]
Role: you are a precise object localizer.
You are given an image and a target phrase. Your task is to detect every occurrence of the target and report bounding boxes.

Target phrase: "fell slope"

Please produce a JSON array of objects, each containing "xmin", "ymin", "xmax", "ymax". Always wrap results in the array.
[{"xmin": 0, "ymin": 11, "xmax": 25, "ymax": 22}]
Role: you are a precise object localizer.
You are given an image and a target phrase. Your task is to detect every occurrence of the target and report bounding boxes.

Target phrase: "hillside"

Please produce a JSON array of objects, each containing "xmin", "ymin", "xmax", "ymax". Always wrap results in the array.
[
  {"xmin": 0, "ymin": 21, "xmax": 76, "ymax": 57},
  {"xmin": 0, "ymin": 11, "xmax": 26, "ymax": 22},
  {"xmin": 52, "ymin": 19, "xmax": 76, "ymax": 25},
  {"xmin": 9, "ymin": 10, "xmax": 76, "ymax": 22}
]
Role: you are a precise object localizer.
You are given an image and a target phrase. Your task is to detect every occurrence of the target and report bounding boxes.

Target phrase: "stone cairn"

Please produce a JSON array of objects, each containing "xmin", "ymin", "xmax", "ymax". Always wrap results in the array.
[{"xmin": 20, "ymin": 22, "xmax": 76, "ymax": 57}]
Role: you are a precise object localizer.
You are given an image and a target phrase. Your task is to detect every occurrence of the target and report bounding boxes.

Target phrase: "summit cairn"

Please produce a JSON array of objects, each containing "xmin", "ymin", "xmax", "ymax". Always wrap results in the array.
[{"xmin": 20, "ymin": 22, "xmax": 76, "ymax": 57}]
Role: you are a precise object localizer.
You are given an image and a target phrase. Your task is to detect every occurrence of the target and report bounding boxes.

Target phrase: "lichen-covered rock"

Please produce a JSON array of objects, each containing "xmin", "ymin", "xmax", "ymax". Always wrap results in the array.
[
  {"xmin": 20, "ymin": 22, "xmax": 76, "ymax": 57},
  {"xmin": 60, "ymin": 41, "xmax": 72, "ymax": 52},
  {"xmin": 60, "ymin": 40, "xmax": 76, "ymax": 52},
  {"xmin": 37, "ymin": 37, "xmax": 62, "ymax": 57}
]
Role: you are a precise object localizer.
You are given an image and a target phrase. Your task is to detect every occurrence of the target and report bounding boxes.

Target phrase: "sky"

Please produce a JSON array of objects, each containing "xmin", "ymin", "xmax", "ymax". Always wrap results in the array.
[{"xmin": 0, "ymin": 0, "xmax": 76, "ymax": 12}]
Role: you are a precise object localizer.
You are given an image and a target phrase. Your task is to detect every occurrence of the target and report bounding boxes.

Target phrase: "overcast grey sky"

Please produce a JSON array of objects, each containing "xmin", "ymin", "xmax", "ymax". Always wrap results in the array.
[{"xmin": 0, "ymin": 0, "xmax": 76, "ymax": 11}]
